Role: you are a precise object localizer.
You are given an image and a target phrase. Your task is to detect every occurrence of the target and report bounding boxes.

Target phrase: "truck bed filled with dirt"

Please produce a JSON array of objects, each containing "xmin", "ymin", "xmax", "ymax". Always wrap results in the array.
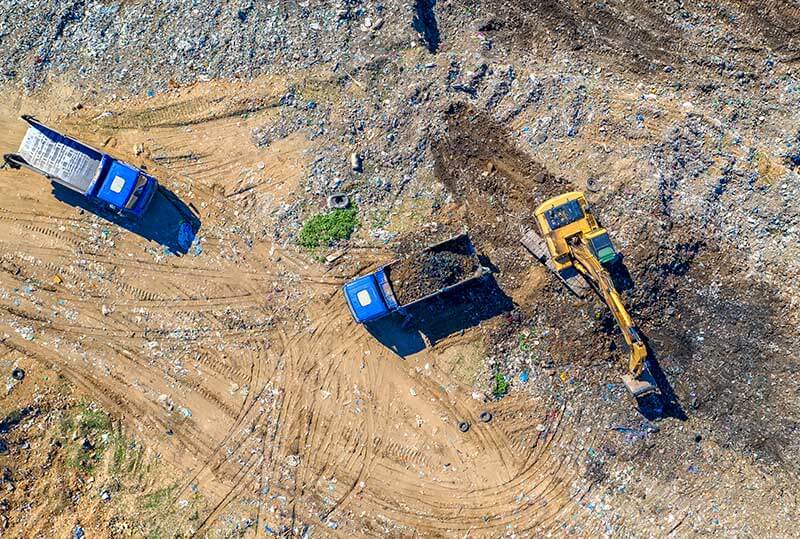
[{"xmin": 386, "ymin": 234, "xmax": 480, "ymax": 306}]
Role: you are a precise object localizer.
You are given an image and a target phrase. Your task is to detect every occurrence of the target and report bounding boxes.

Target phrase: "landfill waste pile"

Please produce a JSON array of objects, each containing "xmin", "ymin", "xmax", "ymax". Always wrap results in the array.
[{"xmin": 0, "ymin": 0, "xmax": 798, "ymax": 537}]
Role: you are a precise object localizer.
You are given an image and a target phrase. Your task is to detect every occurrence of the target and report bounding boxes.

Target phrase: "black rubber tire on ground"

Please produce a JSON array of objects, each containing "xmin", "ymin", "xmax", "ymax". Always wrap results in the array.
[
  {"xmin": 11, "ymin": 368, "xmax": 25, "ymax": 381},
  {"xmin": 479, "ymin": 411, "xmax": 492, "ymax": 423},
  {"xmin": 458, "ymin": 421, "xmax": 470, "ymax": 433}
]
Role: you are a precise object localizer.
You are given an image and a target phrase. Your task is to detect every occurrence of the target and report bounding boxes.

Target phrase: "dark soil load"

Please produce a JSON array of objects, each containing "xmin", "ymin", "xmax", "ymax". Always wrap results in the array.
[{"xmin": 387, "ymin": 241, "xmax": 479, "ymax": 306}]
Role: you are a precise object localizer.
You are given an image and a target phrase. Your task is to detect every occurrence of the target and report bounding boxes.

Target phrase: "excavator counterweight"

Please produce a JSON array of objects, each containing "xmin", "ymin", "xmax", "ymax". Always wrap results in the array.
[{"xmin": 522, "ymin": 191, "xmax": 659, "ymax": 400}]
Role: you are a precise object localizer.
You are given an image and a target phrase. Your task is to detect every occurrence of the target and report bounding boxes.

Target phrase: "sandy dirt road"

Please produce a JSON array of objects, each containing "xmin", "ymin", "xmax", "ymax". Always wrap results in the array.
[{"xmin": 0, "ymin": 86, "xmax": 608, "ymax": 537}]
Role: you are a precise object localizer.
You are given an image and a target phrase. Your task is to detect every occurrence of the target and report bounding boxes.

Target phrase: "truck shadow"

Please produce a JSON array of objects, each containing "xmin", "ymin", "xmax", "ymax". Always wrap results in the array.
[
  {"xmin": 52, "ymin": 183, "xmax": 201, "ymax": 255},
  {"xmin": 364, "ymin": 274, "xmax": 514, "ymax": 357}
]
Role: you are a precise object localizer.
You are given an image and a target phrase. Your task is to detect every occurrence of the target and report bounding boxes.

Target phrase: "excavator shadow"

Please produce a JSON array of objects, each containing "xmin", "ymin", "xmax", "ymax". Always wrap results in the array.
[
  {"xmin": 607, "ymin": 256, "xmax": 635, "ymax": 292},
  {"xmin": 52, "ymin": 182, "xmax": 201, "ymax": 255},
  {"xmin": 637, "ymin": 334, "xmax": 687, "ymax": 421},
  {"xmin": 364, "ymin": 273, "xmax": 514, "ymax": 357}
]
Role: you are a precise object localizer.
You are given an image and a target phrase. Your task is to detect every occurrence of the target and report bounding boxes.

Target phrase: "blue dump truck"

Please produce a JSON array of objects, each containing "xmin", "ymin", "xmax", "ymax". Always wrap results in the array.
[
  {"xmin": 344, "ymin": 233, "xmax": 488, "ymax": 323},
  {"xmin": 3, "ymin": 116, "xmax": 157, "ymax": 218}
]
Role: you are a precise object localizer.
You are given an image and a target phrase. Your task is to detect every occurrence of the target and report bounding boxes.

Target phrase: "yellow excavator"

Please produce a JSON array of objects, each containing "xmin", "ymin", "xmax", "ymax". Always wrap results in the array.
[{"xmin": 521, "ymin": 191, "xmax": 659, "ymax": 399}]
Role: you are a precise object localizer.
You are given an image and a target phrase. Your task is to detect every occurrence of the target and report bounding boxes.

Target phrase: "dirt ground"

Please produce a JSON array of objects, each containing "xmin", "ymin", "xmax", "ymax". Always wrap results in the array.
[{"xmin": 1, "ymin": 1, "xmax": 799, "ymax": 538}]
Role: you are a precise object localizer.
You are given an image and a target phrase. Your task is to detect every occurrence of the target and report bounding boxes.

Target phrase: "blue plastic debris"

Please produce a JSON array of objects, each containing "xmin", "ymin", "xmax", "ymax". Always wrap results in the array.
[
  {"xmin": 73, "ymin": 525, "xmax": 85, "ymax": 539},
  {"xmin": 146, "ymin": 89, "xmax": 155, "ymax": 98},
  {"xmin": 519, "ymin": 371, "xmax": 529, "ymax": 383}
]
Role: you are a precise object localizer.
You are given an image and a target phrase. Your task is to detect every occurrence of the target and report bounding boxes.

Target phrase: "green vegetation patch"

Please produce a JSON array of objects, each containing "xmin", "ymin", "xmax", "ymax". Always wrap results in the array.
[
  {"xmin": 493, "ymin": 371, "xmax": 509, "ymax": 399},
  {"xmin": 299, "ymin": 207, "xmax": 358, "ymax": 248},
  {"xmin": 142, "ymin": 484, "xmax": 178, "ymax": 510}
]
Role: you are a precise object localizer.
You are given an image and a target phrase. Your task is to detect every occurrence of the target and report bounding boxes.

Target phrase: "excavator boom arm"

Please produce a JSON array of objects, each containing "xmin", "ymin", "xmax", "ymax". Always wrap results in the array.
[{"xmin": 570, "ymin": 242, "xmax": 647, "ymax": 377}]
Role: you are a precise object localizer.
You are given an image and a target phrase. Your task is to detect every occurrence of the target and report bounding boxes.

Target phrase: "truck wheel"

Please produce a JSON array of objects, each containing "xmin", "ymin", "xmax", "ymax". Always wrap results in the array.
[
  {"xmin": 3, "ymin": 153, "xmax": 25, "ymax": 170},
  {"xmin": 458, "ymin": 421, "xmax": 470, "ymax": 433}
]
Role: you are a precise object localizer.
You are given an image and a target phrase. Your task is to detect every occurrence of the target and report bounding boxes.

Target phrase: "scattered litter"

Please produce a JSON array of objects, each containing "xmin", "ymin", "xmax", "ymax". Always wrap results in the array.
[
  {"xmin": 16, "ymin": 327, "xmax": 35, "ymax": 341},
  {"xmin": 350, "ymin": 152, "xmax": 363, "ymax": 172}
]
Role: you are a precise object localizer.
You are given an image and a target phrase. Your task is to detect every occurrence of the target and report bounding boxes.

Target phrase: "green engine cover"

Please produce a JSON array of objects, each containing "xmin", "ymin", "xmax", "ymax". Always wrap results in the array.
[{"xmin": 588, "ymin": 232, "xmax": 618, "ymax": 264}]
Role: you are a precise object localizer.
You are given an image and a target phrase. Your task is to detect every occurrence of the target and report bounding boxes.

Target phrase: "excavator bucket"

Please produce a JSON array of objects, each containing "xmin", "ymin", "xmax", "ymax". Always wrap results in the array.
[{"xmin": 621, "ymin": 364, "xmax": 658, "ymax": 399}]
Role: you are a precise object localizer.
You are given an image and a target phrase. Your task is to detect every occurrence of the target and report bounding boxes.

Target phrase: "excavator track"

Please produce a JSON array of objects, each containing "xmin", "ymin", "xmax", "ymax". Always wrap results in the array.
[{"xmin": 520, "ymin": 229, "xmax": 591, "ymax": 298}]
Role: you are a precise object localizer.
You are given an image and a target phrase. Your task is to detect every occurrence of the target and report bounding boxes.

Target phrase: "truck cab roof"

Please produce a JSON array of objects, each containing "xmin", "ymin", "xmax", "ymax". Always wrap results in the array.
[
  {"xmin": 343, "ymin": 274, "xmax": 390, "ymax": 323},
  {"xmin": 96, "ymin": 160, "xmax": 141, "ymax": 208}
]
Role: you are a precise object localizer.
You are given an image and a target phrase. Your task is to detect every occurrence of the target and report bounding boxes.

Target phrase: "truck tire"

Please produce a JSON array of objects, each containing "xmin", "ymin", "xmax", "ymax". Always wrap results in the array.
[{"xmin": 3, "ymin": 153, "xmax": 25, "ymax": 170}]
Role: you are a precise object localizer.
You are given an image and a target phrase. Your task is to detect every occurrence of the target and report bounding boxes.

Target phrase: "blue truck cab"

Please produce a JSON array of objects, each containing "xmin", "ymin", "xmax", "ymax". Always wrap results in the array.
[
  {"xmin": 343, "ymin": 269, "xmax": 399, "ymax": 323},
  {"xmin": 3, "ymin": 116, "xmax": 157, "ymax": 218},
  {"xmin": 344, "ymin": 233, "xmax": 487, "ymax": 324}
]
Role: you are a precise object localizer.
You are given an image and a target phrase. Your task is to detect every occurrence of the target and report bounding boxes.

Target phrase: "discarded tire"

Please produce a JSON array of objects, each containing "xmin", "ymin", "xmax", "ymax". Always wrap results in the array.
[
  {"xmin": 11, "ymin": 368, "xmax": 24, "ymax": 381},
  {"xmin": 458, "ymin": 421, "xmax": 470, "ymax": 433},
  {"xmin": 479, "ymin": 411, "xmax": 492, "ymax": 423},
  {"xmin": 586, "ymin": 177, "xmax": 601, "ymax": 193},
  {"xmin": 327, "ymin": 193, "xmax": 350, "ymax": 210}
]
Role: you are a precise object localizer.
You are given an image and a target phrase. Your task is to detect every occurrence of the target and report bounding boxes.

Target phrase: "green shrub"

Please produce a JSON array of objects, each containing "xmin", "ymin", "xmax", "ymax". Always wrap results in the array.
[
  {"xmin": 299, "ymin": 207, "xmax": 358, "ymax": 248},
  {"xmin": 493, "ymin": 371, "xmax": 509, "ymax": 399}
]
